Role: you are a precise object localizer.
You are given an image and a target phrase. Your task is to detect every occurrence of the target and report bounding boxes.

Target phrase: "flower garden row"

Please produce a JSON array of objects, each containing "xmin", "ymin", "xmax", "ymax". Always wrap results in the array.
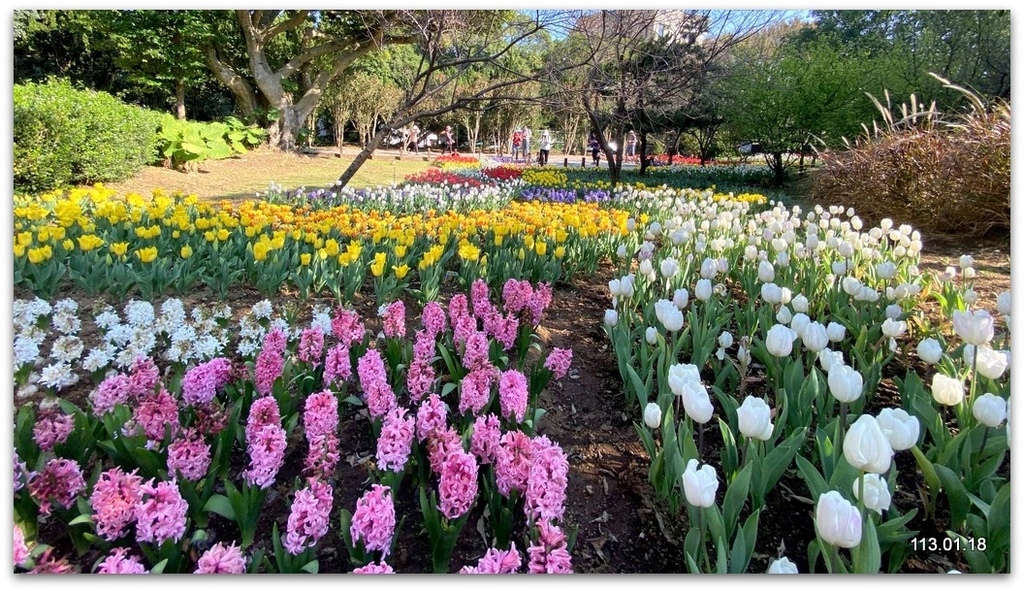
[{"xmin": 12, "ymin": 152, "xmax": 1010, "ymax": 573}]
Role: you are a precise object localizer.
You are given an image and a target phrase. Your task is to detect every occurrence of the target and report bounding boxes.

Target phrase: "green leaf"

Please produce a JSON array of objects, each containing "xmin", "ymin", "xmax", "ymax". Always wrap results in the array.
[
  {"xmin": 852, "ymin": 516, "xmax": 881, "ymax": 573},
  {"xmin": 987, "ymin": 482, "xmax": 1011, "ymax": 551},
  {"xmin": 796, "ymin": 452, "xmax": 828, "ymax": 501},
  {"xmin": 729, "ymin": 509, "xmax": 760, "ymax": 574},
  {"xmin": 934, "ymin": 464, "xmax": 971, "ymax": 529},
  {"xmin": 761, "ymin": 426, "xmax": 807, "ymax": 493},
  {"xmin": 625, "ymin": 364, "xmax": 650, "ymax": 408},
  {"xmin": 68, "ymin": 513, "xmax": 94, "ymax": 527},
  {"xmin": 203, "ymin": 494, "xmax": 236, "ymax": 521},
  {"xmin": 723, "ymin": 462, "xmax": 753, "ymax": 539},
  {"xmin": 300, "ymin": 560, "xmax": 319, "ymax": 574}
]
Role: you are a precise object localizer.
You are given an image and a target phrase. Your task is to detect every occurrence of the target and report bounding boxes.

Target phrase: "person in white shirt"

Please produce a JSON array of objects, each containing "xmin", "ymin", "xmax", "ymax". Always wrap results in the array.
[{"xmin": 538, "ymin": 130, "xmax": 552, "ymax": 165}]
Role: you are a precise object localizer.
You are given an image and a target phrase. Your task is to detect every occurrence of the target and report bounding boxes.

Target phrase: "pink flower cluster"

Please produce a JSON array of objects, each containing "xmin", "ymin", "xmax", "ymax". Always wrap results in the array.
[
  {"xmin": 461, "ymin": 331, "xmax": 490, "ymax": 370},
  {"xmin": 525, "ymin": 436, "xmax": 569, "ymax": 523},
  {"xmin": 459, "ymin": 542, "xmax": 522, "ymax": 574},
  {"xmin": 181, "ymin": 358, "xmax": 233, "ymax": 406},
  {"xmin": 526, "ymin": 519, "xmax": 573, "ymax": 573},
  {"xmin": 14, "ymin": 524, "xmax": 30, "ymax": 568},
  {"xmin": 134, "ymin": 479, "xmax": 188, "ymax": 545},
  {"xmin": 244, "ymin": 396, "xmax": 286, "ymax": 489},
  {"xmin": 470, "ymin": 414, "xmax": 502, "ymax": 464},
  {"xmin": 332, "ymin": 308, "xmax": 365, "ymax": 345},
  {"xmin": 438, "ymin": 450, "xmax": 479, "ymax": 519},
  {"xmin": 421, "ymin": 301, "xmax": 447, "ymax": 339},
  {"xmin": 376, "ymin": 407, "xmax": 415, "ymax": 472},
  {"xmin": 127, "ymin": 356, "xmax": 161, "ymax": 398},
  {"xmin": 303, "ymin": 390, "xmax": 340, "ymax": 479},
  {"xmin": 254, "ymin": 327, "xmax": 287, "ymax": 396},
  {"xmin": 96, "ymin": 547, "xmax": 148, "ymax": 574},
  {"xmin": 357, "ymin": 349, "xmax": 397, "ymax": 421},
  {"xmin": 543, "ymin": 348, "xmax": 573, "ymax": 380},
  {"xmin": 350, "ymin": 484, "xmax": 396, "ymax": 557},
  {"xmin": 352, "ymin": 561, "xmax": 394, "ymax": 574},
  {"xmin": 89, "ymin": 373, "xmax": 133, "ymax": 416},
  {"xmin": 28, "ymin": 457, "xmax": 85, "ymax": 516},
  {"xmin": 459, "ymin": 366, "xmax": 496, "ymax": 416},
  {"xmin": 195, "ymin": 542, "xmax": 247, "ymax": 573},
  {"xmin": 133, "ymin": 387, "xmax": 179, "ymax": 442},
  {"xmin": 90, "ymin": 467, "xmax": 143, "ymax": 540},
  {"xmin": 323, "ymin": 343, "xmax": 352, "ymax": 386},
  {"xmin": 381, "ymin": 300, "xmax": 407, "ymax": 339},
  {"xmin": 297, "ymin": 327, "xmax": 325, "ymax": 367},
  {"xmin": 406, "ymin": 356, "xmax": 436, "ymax": 402},
  {"xmin": 495, "ymin": 430, "xmax": 533, "ymax": 497},
  {"xmin": 502, "ymin": 279, "xmax": 553, "ymax": 326},
  {"xmin": 13, "ymin": 451, "xmax": 27, "ymax": 493},
  {"xmin": 416, "ymin": 394, "xmax": 448, "ymax": 442},
  {"xmin": 33, "ymin": 406, "xmax": 75, "ymax": 451},
  {"xmin": 427, "ymin": 426, "xmax": 463, "ymax": 475},
  {"xmin": 167, "ymin": 429, "xmax": 212, "ymax": 481},
  {"xmin": 498, "ymin": 369, "xmax": 529, "ymax": 423},
  {"xmin": 284, "ymin": 479, "xmax": 333, "ymax": 555}
]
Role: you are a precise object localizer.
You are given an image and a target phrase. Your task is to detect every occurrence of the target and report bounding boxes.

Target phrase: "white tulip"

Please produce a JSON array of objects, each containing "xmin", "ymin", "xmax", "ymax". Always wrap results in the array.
[
  {"xmin": 875, "ymin": 261, "xmax": 897, "ymax": 280},
  {"xmin": 655, "ymin": 299, "xmax": 684, "ymax": 332},
  {"xmin": 815, "ymin": 491, "xmax": 862, "ymax": 548},
  {"xmin": 767, "ymin": 557, "xmax": 799, "ymax": 574},
  {"xmin": 700, "ymin": 257, "xmax": 718, "ymax": 280},
  {"xmin": 964, "ymin": 344, "xmax": 1009, "ymax": 380},
  {"xmin": 843, "ymin": 414, "xmax": 893, "ymax": 474},
  {"xmin": 616, "ymin": 244, "xmax": 628, "ymax": 258},
  {"xmin": 682, "ymin": 459, "xmax": 719, "ymax": 508},
  {"xmin": 817, "ymin": 348, "xmax": 844, "ymax": 374},
  {"xmin": 952, "ymin": 309, "xmax": 995, "ymax": 346},
  {"xmin": 694, "ymin": 279, "xmax": 713, "ymax": 302},
  {"xmin": 841, "ymin": 276, "xmax": 862, "ymax": 296},
  {"xmin": 916, "ymin": 338, "xmax": 943, "ymax": 365},
  {"xmin": 959, "ymin": 254, "xmax": 974, "ymax": 269},
  {"xmin": 853, "ymin": 473, "xmax": 892, "ymax": 515},
  {"xmin": 718, "ymin": 331, "xmax": 734, "ymax": 349},
  {"xmin": 973, "ymin": 393, "xmax": 1007, "ymax": 428},
  {"xmin": 717, "ymin": 257, "xmax": 729, "ymax": 274},
  {"xmin": 875, "ymin": 407, "xmax": 919, "ymax": 451},
  {"xmin": 737, "ymin": 396, "xmax": 774, "ymax": 440},
  {"xmin": 757, "ymin": 260, "xmax": 775, "ymax": 283},
  {"xmin": 791, "ymin": 294, "xmax": 809, "ymax": 313},
  {"xmin": 881, "ymin": 317, "xmax": 907, "ymax": 339},
  {"xmin": 638, "ymin": 258, "xmax": 654, "ymax": 277},
  {"xmin": 603, "ymin": 309, "xmax": 619, "ymax": 328},
  {"xmin": 826, "ymin": 322, "xmax": 846, "ymax": 343},
  {"xmin": 802, "ymin": 321, "xmax": 829, "ymax": 353},
  {"xmin": 608, "ymin": 279, "xmax": 621, "ymax": 298},
  {"xmin": 885, "ymin": 304, "xmax": 903, "ymax": 321},
  {"xmin": 760, "ymin": 283, "xmax": 783, "ymax": 305},
  {"xmin": 643, "ymin": 402, "xmax": 662, "ymax": 430},
  {"xmin": 996, "ymin": 291, "xmax": 1011, "ymax": 316},
  {"xmin": 645, "ymin": 326, "xmax": 659, "ymax": 346},
  {"xmin": 673, "ymin": 288, "xmax": 689, "ymax": 310},
  {"xmin": 789, "ymin": 313, "xmax": 810, "ymax": 340},
  {"xmin": 765, "ymin": 324, "xmax": 796, "ymax": 357},
  {"xmin": 931, "ymin": 373, "xmax": 965, "ymax": 406},
  {"xmin": 828, "ymin": 363, "xmax": 863, "ymax": 403},
  {"xmin": 680, "ymin": 380, "xmax": 714, "ymax": 424},
  {"xmin": 660, "ymin": 257, "xmax": 679, "ymax": 279},
  {"xmin": 775, "ymin": 306, "xmax": 792, "ymax": 325}
]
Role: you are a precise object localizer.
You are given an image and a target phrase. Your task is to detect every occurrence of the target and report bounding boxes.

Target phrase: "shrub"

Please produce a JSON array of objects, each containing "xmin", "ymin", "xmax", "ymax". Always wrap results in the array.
[
  {"xmin": 155, "ymin": 114, "xmax": 266, "ymax": 171},
  {"xmin": 13, "ymin": 79, "xmax": 162, "ymax": 193},
  {"xmin": 809, "ymin": 77, "xmax": 1010, "ymax": 236}
]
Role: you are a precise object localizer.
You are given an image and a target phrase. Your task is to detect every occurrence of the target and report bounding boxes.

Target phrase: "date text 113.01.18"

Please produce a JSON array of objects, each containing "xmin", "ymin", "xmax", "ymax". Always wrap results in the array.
[{"xmin": 910, "ymin": 536, "xmax": 987, "ymax": 553}]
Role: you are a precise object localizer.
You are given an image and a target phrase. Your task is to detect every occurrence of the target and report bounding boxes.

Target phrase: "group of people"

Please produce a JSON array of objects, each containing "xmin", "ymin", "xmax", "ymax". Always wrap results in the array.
[
  {"xmin": 397, "ymin": 123, "xmax": 456, "ymax": 155},
  {"xmin": 588, "ymin": 130, "xmax": 638, "ymax": 165},
  {"xmin": 511, "ymin": 127, "xmax": 553, "ymax": 165}
]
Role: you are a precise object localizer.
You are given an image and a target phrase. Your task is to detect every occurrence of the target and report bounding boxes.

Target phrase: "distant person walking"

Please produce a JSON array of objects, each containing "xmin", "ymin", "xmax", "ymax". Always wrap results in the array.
[
  {"xmin": 588, "ymin": 132, "xmax": 601, "ymax": 166},
  {"xmin": 442, "ymin": 125, "xmax": 455, "ymax": 154},
  {"xmin": 626, "ymin": 130, "xmax": 637, "ymax": 159},
  {"xmin": 522, "ymin": 127, "xmax": 532, "ymax": 162},
  {"xmin": 511, "ymin": 129, "xmax": 523, "ymax": 161},
  {"xmin": 538, "ymin": 130, "xmax": 552, "ymax": 166},
  {"xmin": 408, "ymin": 123, "xmax": 420, "ymax": 153}
]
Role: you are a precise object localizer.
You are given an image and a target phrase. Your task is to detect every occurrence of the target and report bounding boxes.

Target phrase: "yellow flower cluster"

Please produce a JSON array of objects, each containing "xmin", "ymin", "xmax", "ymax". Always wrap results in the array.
[
  {"xmin": 715, "ymin": 192, "xmax": 768, "ymax": 205},
  {"xmin": 520, "ymin": 169, "xmax": 568, "ymax": 187}
]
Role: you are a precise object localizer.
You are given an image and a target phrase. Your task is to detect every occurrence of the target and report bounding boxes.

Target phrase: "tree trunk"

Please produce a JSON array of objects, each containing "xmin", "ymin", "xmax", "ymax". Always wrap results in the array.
[
  {"xmin": 767, "ymin": 152, "xmax": 786, "ymax": 186},
  {"xmin": 175, "ymin": 79, "xmax": 186, "ymax": 120},
  {"xmin": 638, "ymin": 131, "xmax": 650, "ymax": 175},
  {"xmin": 337, "ymin": 125, "xmax": 392, "ymax": 187}
]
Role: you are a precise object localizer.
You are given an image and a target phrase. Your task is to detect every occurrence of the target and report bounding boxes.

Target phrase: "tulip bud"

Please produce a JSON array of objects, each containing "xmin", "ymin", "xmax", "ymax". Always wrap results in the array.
[
  {"xmin": 789, "ymin": 313, "xmax": 810, "ymax": 340},
  {"xmin": 973, "ymin": 393, "xmax": 1007, "ymax": 428},
  {"xmin": 760, "ymin": 283, "xmax": 783, "ymax": 305},
  {"xmin": 931, "ymin": 373, "xmax": 964, "ymax": 406},
  {"xmin": 673, "ymin": 288, "xmax": 689, "ymax": 310},
  {"xmin": 817, "ymin": 348, "xmax": 844, "ymax": 374},
  {"xmin": 815, "ymin": 490, "xmax": 862, "ymax": 548},
  {"xmin": 952, "ymin": 309, "xmax": 995, "ymax": 346},
  {"xmin": 853, "ymin": 473, "xmax": 892, "ymax": 515},
  {"xmin": 802, "ymin": 321, "xmax": 829, "ymax": 353},
  {"xmin": 655, "ymin": 299, "xmax": 684, "ymax": 332},
  {"xmin": 744, "ymin": 245, "xmax": 758, "ymax": 261},
  {"xmin": 828, "ymin": 364, "xmax": 863, "ymax": 403},
  {"xmin": 694, "ymin": 279, "xmax": 713, "ymax": 302},
  {"xmin": 996, "ymin": 291, "xmax": 1011, "ymax": 316},
  {"xmin": 608, "ymin": 279, "xmax": 621, "ymax": 298},
  {"xmin": 660, "ymin": 257, "xmax": 679, "ymax": 279},
  {"xmin": 765, "ymin": 324, "xmax": 796, "ymax": 357},
  {"xmin": 603, "ymin": 309, "xmax": 619, "ymax": 328},
  {"xmin": 885, "ymin": 304, "xmax": 903, "ymax": 321},
  {"xmin": 619, "ymin": 275, "xmax": 635, "ymax": 298},
  {"xmin": 875, "ymin": 407, "xmax": 919, "ymax": 451},
  {"xmin": 842, "ymin": 277, "xmax": 862, "ymax": 296},
  {"xmin": 775, "ymin": 306, "xmax": 792, "ymax": 325},
  {"xmin": 616, "ymin": 244, "xmax": 628, "ymax": 258},
  {"xmin": 757, "ymin": 260, "xmax": 775, "ymax": 283},
  {"xmin": 626, "ymin": 218, "xmax": 636, "ymax": 232},
  {"xmin": 718, "ymin": 331, "xmax": 734, "ymax": 350},
  {"xmin": 638, "ymin": 258, "xmax": 654, "ymax": 277},
  {"xmin": 680, "ymin": 380, "xmax": 714, "ymax": 424},
  {"xmin": 767, "ymin": 557, "xmax": 799, "ymax": 574},
  {"xmin": 645, "ymin": 326, "xmax": 658, "ymax": 346},
  {"xmin": 791, "ymin": 294, "xmax": 809, "ymax": 313},
  {"xmin": 959, "ymin": 254, "xmax": 974, "ymax": 269},
  {"xmin": 843, "ymin": 414, "xmax": 893, "ymax": 474},
  {"xmin": 916, "ymin": 338, "xmax": 943, "ymax": 365},
  {"xmin": 881, "ymin": 317, "xmax": 907, "ymax": 339},
  {"xmin": 682, "ymin": 459, "xmax": 719, "ymax": 508},
  {"xmin": 826, "ymin": 322, "xmax": 846, "ymax": 343},
  {"xmin": 875, "ymin": 261, "xmax": 897, "ymax": 280},
  {"xmin": 643, "ymin": 402, "xmax": 662, "ymax": 430},
  {"xmin": 737, "ymin": 396, "xmax": 774, "ymax": 440}
]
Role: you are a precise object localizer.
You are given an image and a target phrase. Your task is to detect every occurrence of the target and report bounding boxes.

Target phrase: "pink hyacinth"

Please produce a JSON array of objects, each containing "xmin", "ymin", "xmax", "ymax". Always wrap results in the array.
[
  {"xmin": 350, "ymin": 484, "xmax": 396, "ymax": 557},
  {"xmin": 470, "ymin": 414, "xmax": 502, "ymax": 465},
  {"xmin": 195, "ymin": 542, "xmax": 247, "ymax": 574},
  {"xmin": 416, "ymin": 393, "xmax": 448, "ymax": 442},
  {"xmin": 245, "ymin": 395, "xmax": 282, "ymax": 441},
  {"xmin": 544, "ymin": 348, "xmax": 573, "ymax": 380},
  {"xmin": 167, "ymin": 429, "xmax": 212, "ymax": 481},
  {"xmin": 439, "ymin": 450, "xmax": 479, "ymax": 519},
  {"xmin": 254, "ymin": 326, "xmax": 287, "ymax": 396},
  {"xmin": 127, "ymin": 356, "xmax": 161, "ymax": 398},
  {"xmin": 453, "ymin": 314, "xmax": 477, "ymax": 348},
  {"xmin": 244, "ymin": 423, "xmax": 287, "ymax": 489},
  {"xmin": 495, "ymin": 430, "xmax": 533, "ymax": 498},
  {"xmin": 90, "ymin": 467, "xmax": 143, "ymax": 541},
  {"xmin": 331, "ymin": 308, "xmax": 365, "ymax": 345},
  {"xmin": 448, "ymin": 293, "xmax": 470, "ymax": 324},
  {"xmin": 194, "ymin": 400, "xmax": 229, "ymax": 438},
  {"xmin": 284, "ymin": 479, "xmax": 333, "ymax": 555},
  {"xmin": 181, "ymin": 358, "xmax": 234, "ymax": 406},
  {"xmin": 352, "ymin": 561, "xmax": 395, "ymax": 574},
  {"xmin": 525, "ymin": 435, "xmax": 569, "ymax": 523},
  {"xmin": 461, "ymin": 331, "xmax": 490, "ymax": 371},
  {"xmin": 14, "ymin": 523, "xmax": 30, "ymax": 568},
  {"xmin": 483, "ymin": 311, "xmax": 518, "ymax": 351},
  {"xmin": 421, "ymin": 301, "xmax": 447, "ymax": 339},
  {"xmin": 427, "ymin": 425, "xmax": 463, "ymax": 475},
  {"xmin": 29, "ymin": 547, "xmax": 77, "ymax": 574},
  {"xmin": 133, "ymin": 387, "xmax": 179, "ymax": 442},
  {"xmin": 459, "ymin": 542, "xmax": 522, "ymax": 574},
  {"xmin": 322, "ymin": 343, "xmax": 352, "ymax": 386},
  {"xmin": 376, "ymin": 406, "xmax": 415, "ymax": 472},
  {"xmin": 502, "ymin": 278, "xmax": 533, "ymax": 315},
  {"xmin": 304, "ymin": 389, "xmax": 339, "ymax": 441},
  {"xmin": 357, "ymin": 349, "xmax": 397, "ymax": 421},
  {"xmin": 33, "ymin": 406, "xmax": 75, "ymax": 451},
  {"xmin": 406, "ymin": 357, "xmax": 436, "ymax": 403},
  {"xmin": 89, "ymin": 373, "xmax": 132, "ymax": 416},
  {"xmin": 526, "ymin": 283, "xmax": 553, "ymax": 326},
  {"xmin": 304, "ymin": 432, "xmax": 341, "ymax": 481},
  {"xmin": 381, "ymin": 300, "xmax": 407, "ymax": 339},
  {"xmin": 297, "ymin": 327, "xmax": 325, "ymax": 367},
  {"xmin": 412, "ymin": 329, "xmax": 436, "ymax": 362},
  {"xmin": 459, "ymin": 365, "xmax": 497, "ymax": 416},
  {"xmin": 28, "ymin": 457, "xmax": 85, "ymax": 516},
  {"xmin": 498, "ymin": 369, "xmax": 529, "ymax": 424},
  {"xmin": 526, "ymin": 519, "xmax": 573, "ymax": 573},
  {"xmin": 96, "ymin": 547, "xmax": 148, "ymax": 574},
  {"xmin": 470, "ymin": 279, "xmax": 496, "ymax": 319},
  {"xmin": 134, "ymin": 479, "xmax": 188, "ymax": 545}
]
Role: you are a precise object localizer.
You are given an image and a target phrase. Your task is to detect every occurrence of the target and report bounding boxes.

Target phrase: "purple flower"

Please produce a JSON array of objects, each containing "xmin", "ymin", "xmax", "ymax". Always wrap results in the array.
[
  {"xmin": 459, "ymin": 365, "xmax": 497, "ymax": 416},
  {"xmin": 304, "ymin": 433, "xmax": 340, "ymax": 481},
  {"xmin": 14, "ymin": 524, "xmax": 30, "ymax": 568},
  {"xmin": 406, "ymin": 357, "xmax": 436, "ymax": 403},
  {"xmin": 323, "ymin": 343, "xmax": 352, "ymax": 386},
  {"xmin": 245, "ymin": 395, "xmax": 281, "ymax": 441},
  {"xmin": 331, "ymin": 308, "xmax": 365, "ymax": 346},
  {"xmin": 461, "ymin": 331, "xmax": 490, "ymax": 371},
  {"xmin": 350, "ymin": 484, "xmax": 396, "ymax": 557},
  {"xmin": 181, "ymin": 358, "xmax": 233, "ymax": 406},
  {"xmin": 133, "ymin": 387, "xmax": 179, "ymax": 442},
  {"xmin": 254, "ymin": 327, "xmax": 287, "ymax": 397},
  {"xmin": 127, "ymin": 356, "xmax": 161, "ymax": 398},
  {"xmin": 195, "ymin": 542, "xmax": 247, "ymax": 574},
  {"xmin": 495, "ymin": 430, "xmax": 533, "ymax": 497},
  {"xmin": 33, "ymin": 406, "xmax": 75, "ymax": 451},
  {"xmin": 96, "ymin": 547, "xmax": 148, "ymax": 574},
  {"xmin": 304, "ymin": 389, "xmax": 339, "ymax": 441},
  {"xmin": 89, "ymin": 373, "xmax": 133, "ymax": 416},
  {"xmin": 134, "ymin": 479, "xmax": 188, "ymax": 545},
  {"xmin": 29, "ymin": 457, "xmax": 85, "ymax": 516},
  {"xmin": 284, "ymin": 479, "xmax": 333, "ymax": 555},
  {"xmin": 357, "ymin": 349, "xmax": 397, "ymax": 421}
]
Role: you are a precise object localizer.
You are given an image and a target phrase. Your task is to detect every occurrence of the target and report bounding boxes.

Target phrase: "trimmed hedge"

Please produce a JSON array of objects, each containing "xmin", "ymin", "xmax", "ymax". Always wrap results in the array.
[{"xmin": 14, "ymin": 79, "xmax": 162, "ymax": 193}]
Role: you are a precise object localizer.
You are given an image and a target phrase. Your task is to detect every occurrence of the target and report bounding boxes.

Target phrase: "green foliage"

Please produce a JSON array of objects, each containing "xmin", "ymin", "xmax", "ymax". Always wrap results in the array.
[
  {"xmin": 13, "ymin": 78, "xmax": 162, "ymax": 193},
  {"xmin": 156, "ymin": 113, "xmax": 266, "ymax": 170}
]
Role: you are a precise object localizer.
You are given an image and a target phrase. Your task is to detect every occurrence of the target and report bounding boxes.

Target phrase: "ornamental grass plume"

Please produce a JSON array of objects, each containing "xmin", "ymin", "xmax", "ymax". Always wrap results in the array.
[
  {"xmin": 96, "ymin": 547, "xmax": 148, "ymax": 574},
  {"xmin": 90, "ymin": 467, "xmax": 144, "ymax": 540},
  {"xmin": 459, "ymin": 542, "xmax": 522, "ymax": 574},
  {"xmin": 498, "ymin": 369, "xmax": 529, "ymax": 423},
  {"xmin": 495, "ymin": 429, "xmax": 533, "ymax": 497},
  {"xmin": 439, "ymin": 450, "xmax": 479, "ymax": 519},
  {"xmin": 381, "ymin": 300, "xmax": 407, "ymax": 339},
  {"xmin": 470, "ymin": 414, "xmax": 502, "ymax": 464},
  {"xmin": 167, "ymin": 429, "xmax": 212, "ymax": 481},
  {"xmin": 134, "ymin": 479, "xmax": 188, "ymax": 545},
  {"xmin": 195, "ymin": 541, "xmax": 248, "ymax": 573},
  {"xmin": 323, "ymin": 343, "xmax": 352, "ymax": 386},
  {"xmin": 421, "ymin": 301, "xmax": 448, "ymax": 339},
  {"xmin": 32, "ymin": 405, "xmax": 75, "ymax": 451},
  {"xmin": 29, "ymin": 457, "xmax": 86, "ymax": 516},
  {"xmin": 297, "ymin": 327, "xmax": 326, "ymax": 367},
  {"xmin": 357, "ymin": 348, "xmax": 398, "ymax": 420},
  {"xmin": 284, "ymin": 479, "xmax": 334, "ymax": 555},
  {"xmin": 525, "ymin": 436, "xmax": 569, "ymax": 523},
  {"xmin": 254, "ymin": 327, "xmax": 287, "ymax": 397},
  {"xmin": 133, "ymin": 387, "xmax": 180, "ymax": 442},
  {"xmin": 352, "ymin": 561, "xmax": 395, "ymax": 574},
  {"xmin": 526, "ymin": 519, "xmax": 573, "ymax": 573},
  {"xmin": 350, "ymin": 484, "xmax": 396, "ymax": 557},
  {"xmin": 416, "ymin": 394, "xmax": 448, "ymax": 442},
  {"xmin": 376, "ymin": 406, "xmax": 415, "ymax": 472},
  {"xmin": 181, "ymin": 358, "xmax": 234, "ymax": 406}
]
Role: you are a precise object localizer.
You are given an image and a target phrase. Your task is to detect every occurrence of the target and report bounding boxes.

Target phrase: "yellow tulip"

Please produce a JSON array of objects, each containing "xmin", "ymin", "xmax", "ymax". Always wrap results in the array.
[
  {"xmin": 555, "ymin": 246, "xmax": 566, "ymax": 259},
  {"xmin": 535, "ymin": 240, "xmax": 547, "ymax": 256},
  {"xmin": 111, "ymin": 242, "xmax": 129, "ymax": 257},
  {"xmin": 77, "ymin": 234, "xmax": 104, "ymax": 251},
  {"xmin": 370, "ymin": 252, "xmax": 387, "ymax": 277},
  {"xmin": 136, "ymin": 247, "xmax": 158, "ymax": 263},
  {"xmin": 393, "ymin": 264, "xmax": 410, "ymax": 279},
  {"xmin": 325, "ymin": 239, "xmax": 340, "ymax": 257},
  {"xmin": 61, "ymin": 238, "xmax": 74, "ymax": 251},
  {"xmin": 14, "ymin": 243, "xmax": 27, "ymax": 258},
  {"xmin": 16, "ymin": 232, "xmax": 32, "ymax": 247},
  {"xmin": 395, "ymin": 245, "xmax": 407, "ymax": 258},
  {"xmin": 217, "ymin": 228, "xmax": 230, "ymax": 241},
  {"xmin": 27, "ymin": 245, "xmax": 52, "ymax": 264},
  {"xmin": 300, "ymin": 253, "xmax": 312, "ymax": 266},
  {"xmin": 180, "ymin": 245, "xmax": 193, "ymax": 259}
]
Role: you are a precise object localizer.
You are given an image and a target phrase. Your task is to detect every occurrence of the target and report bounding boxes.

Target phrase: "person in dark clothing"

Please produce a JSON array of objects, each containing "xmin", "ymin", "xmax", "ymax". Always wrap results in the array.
[{"xmin": 588, "ymin": 132, "xmax": 600, "ymax": 166}]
